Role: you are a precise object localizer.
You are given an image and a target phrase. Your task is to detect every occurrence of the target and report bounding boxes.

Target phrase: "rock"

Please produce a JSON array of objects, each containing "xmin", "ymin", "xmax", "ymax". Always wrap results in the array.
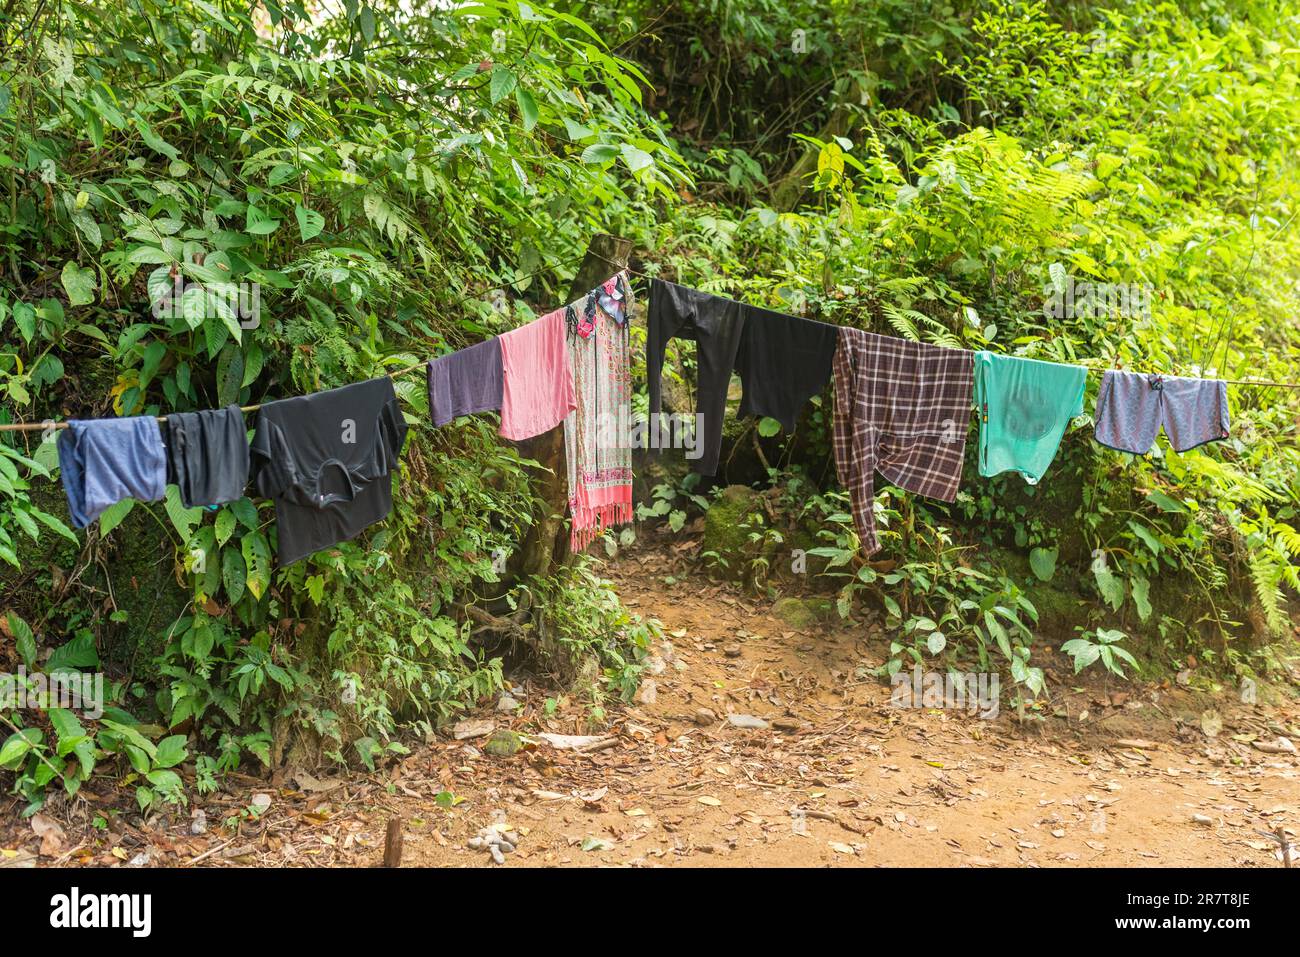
[
  {"xmin": 771, "ymin": 717, "xmax": 802, "ymax": 731},
  {"xmin": 634, "ymin": 679, "xmax": 657, "ymax": 705},
  {"xmin": 701, "ymin": 485, "xmax": 767, "ymax": 577},
  {"xmin": 694, "ymin": 708, "xmax": 717, "ymax": 726},
  {"xmin": 645, "ymin": 655, "xmax": 667, "ymax": 676},
  {"xmin": 489, "ymin": 844, "xmax": 505, "ymax": 865},
  {"xmin": 30, "ymin": 814, "xmax": 65, "ymax": 857},
  {"xmin": 190, "ymin": 810, "xmax": 208, "ymax": 835},
  {"xmin": 727, "ymin": 714, "xmax": 769, "ymax": 730},
  {"xmin": 453, "ymin": 719, "xmax": 495, "ymax": 740},
  {"xmin": 772, "ymin": 597, "xmax": 835, "ymax": 629},
  {"xmin": 497, "ymin": 694, "xmax": 520, "ymax": 712},
  {"xmin": 1254, "ymin": 737, "xmax": 1296, "ymax": 755},
  {"xmin": 250, "ymin": 793, "xmax": 272, "ymax": 813},
  {"xmin": 484, "ymin": 729, "xmax": 524, "ymax": 756},
  {"xmin": 724, "ymin": 644, "xmax": 742, "ymax": 658}
]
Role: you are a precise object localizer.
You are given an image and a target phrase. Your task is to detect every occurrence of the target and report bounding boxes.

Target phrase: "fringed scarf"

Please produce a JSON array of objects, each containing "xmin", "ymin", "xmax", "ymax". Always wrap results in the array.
[{"xmin": 564, "ymin": 272, "xmax": 634, "ymax": 551}]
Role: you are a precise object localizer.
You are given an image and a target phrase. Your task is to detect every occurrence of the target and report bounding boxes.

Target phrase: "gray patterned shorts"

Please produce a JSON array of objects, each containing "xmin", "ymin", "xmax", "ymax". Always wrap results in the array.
[{"xmin": 1093, "ymin": 370, "xmax": 1230, "ymax": 454}]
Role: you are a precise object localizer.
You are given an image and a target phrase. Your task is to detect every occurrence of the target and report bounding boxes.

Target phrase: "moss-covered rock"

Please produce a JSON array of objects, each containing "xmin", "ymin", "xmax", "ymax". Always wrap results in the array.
[
  {"xmin": 484, "ymin": 729, "xmax": 524, "ymax": 756},
  {"xmin": 772, "ymin": 596, "xmax": 836, "ymax": 629},
  {"xmin": 701, "ymin": 484, "xmax": 764, "ymax": 573}
]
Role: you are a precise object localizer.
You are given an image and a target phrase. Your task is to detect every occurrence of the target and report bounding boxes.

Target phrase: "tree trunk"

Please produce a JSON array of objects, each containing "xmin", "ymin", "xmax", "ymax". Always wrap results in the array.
[
  {"xmin": 514, "ymin": 233, "xmax": 633, "ymax": 579},
  {"xmin": 769, "ymin": 103, "xmax": 853, "ymax": 212}
]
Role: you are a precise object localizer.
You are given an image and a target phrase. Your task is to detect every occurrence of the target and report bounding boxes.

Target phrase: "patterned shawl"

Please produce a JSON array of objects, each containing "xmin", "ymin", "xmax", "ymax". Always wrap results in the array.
[{"xmin": 564, "ymin": 272, "xmax": 634, "ymax": 551}]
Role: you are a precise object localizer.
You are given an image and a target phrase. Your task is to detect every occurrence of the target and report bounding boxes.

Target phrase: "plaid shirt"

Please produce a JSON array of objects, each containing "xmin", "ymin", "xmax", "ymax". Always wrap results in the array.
[{"xmin": 832, "ymin": 328, "xmax": 974, "ymax": 554}]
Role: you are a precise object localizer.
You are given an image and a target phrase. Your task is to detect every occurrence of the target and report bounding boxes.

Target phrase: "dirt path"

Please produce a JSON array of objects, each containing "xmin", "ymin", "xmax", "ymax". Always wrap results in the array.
[
  {"xmin": 380, "ymin": 548, "xmax": 1300, "ymax": 868},
  {"xmin": 7, "ymin": 547, "xmax": 1297, "ymax": 869}
]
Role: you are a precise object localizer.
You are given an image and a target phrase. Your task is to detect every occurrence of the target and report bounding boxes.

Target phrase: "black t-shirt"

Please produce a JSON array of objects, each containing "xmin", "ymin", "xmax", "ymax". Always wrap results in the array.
[{"xmin": 249, "ymin": 376, "xmax": 408, "ymax": 564}]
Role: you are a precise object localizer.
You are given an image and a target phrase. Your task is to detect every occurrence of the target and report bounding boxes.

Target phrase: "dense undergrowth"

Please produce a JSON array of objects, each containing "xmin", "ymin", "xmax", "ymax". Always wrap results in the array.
[{"xmin": 0, "ymin": 0, "xmax": 1298, "ymax": 812}]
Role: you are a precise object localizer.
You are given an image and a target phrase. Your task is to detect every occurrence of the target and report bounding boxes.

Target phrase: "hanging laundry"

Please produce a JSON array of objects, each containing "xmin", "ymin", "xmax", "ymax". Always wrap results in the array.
[
  {"xmin": 165, "ymin": 405, "xmax": 250, "ymax": 508},
  {"xmin": 646, "ymin": 279, "xmax": 744, "ymax": 476},
  {"xmin": 249, "ymin": 377, "xmax": 408, "ymax": 565},
  {"xmin": 646, "ymin": 279, "xmax": 837, "ymax": 476},
  {"xmin": 57, "ymin": 416, "xmax": 168, "ymax": 528},
  {"xmin": 1093, "ymin": 370, "xmax": 1230, "ymax": 454},
  {"xmin": 498, "ymin": 306, "xmax": 576, "ymax": 441},
  {"xmin": 564, "ymin": 275, "xmax": 634, "ymax": 551},
  {"xmin": 735, "ymin": 305, "xmax": 838, "ymax": 434},
  {"xmin": 427, "ymin": 337, "xmax": 503, "ymax": 427},
  {"xmin": 832, "ymin": 328, "xmax": 974, "ymax": 554},
  {"xmin": 974, "ymin": 352, "xmax": 1086, "ymax": 484}
]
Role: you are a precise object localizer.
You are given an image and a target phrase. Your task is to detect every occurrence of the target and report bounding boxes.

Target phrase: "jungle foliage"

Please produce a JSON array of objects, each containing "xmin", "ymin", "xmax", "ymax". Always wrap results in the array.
[{"xmin": 1, "ymin": 0, "xmax": 1298, "ymax": 808}]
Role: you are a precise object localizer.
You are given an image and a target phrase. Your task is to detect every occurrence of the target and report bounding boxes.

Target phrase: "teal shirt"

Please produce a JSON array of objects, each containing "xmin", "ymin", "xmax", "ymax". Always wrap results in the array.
[{"xmin": 974, "ymin": 351, "xmax": 1086, "ymax": 484}]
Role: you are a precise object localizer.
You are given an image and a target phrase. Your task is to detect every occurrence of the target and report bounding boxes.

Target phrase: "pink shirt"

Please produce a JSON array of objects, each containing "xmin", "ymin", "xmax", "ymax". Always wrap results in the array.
[{"xmin": 498, "ymin": 307, "xmax": 576, "ymax": 440}]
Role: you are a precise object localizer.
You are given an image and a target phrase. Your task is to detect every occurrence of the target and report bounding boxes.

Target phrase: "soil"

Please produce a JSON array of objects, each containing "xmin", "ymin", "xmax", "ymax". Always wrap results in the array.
[{"xmin": 4, "ymin": 544, "xmax": 1298, "ymax": 869}]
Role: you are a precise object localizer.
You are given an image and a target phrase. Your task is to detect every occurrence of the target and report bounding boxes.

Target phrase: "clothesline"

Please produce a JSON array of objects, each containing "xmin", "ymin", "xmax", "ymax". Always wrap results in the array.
[
  {"xmin": 0, "ymin": 254, "xmax": 592, "ymax": 435},
  {"xmin": 18, "ymin": 260, "xmax": 1273, "ymax": 566},
  {"xmin": 588, "ymin": 253, "xmax": 1300, "ymax": 391},
  {"xmin": 4, "ymin": 253, "xmax": 1299, "ymax": 437}
]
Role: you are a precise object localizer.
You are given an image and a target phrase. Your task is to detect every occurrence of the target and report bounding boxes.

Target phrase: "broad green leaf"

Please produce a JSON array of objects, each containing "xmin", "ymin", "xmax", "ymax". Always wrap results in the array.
[
  {"xmin": 515, "ymin": 88, "xmax": 539, "ymax": 131},
  {"xmin": 223, "ymin": 548, "xmax": 246, "ymax": 604},
  {"xmin": 1029, "ymin": 546, "xmax": 1057, "ymax": 582},
  {"xmin": 48, "ymin": 709, "xmax": 85, "ymax": 750},
  {"xmin": 295, "ymin": 203, "xmax": 325, "ymax": 241},
  {"xmin": 60, "ymin": 261, "xmax": 97, "ymax": 306},
  {"xmin": 242, "ymin": 532, "xmax": 272, "ymax": 600},
  {"xmin": 7, "ymin": 611, "xmax": 37, "ymax": 669},
  {"xmin": 153, "ymin": 735, "xmax": 188, "ymax": 769},
  {"xmin": 245, "ymin": 205, "xmax": 281, "ymax": 236},
  {"xmin": 489, "ymin": 66, "xmax": 517, "ymax": 104},
  {"xmin": 47, "ymin": 632, "xmax": 98, "ymax": 671},
  {"xmin": 580, "ymin": 143, "xmax": 619, "ymax": 165},
  {"xmin": 229, "ymin": 497, "xmax": 259, "ymax": 530},
  {"xmin": 163, "ymin": 486, "xmax": 203, "ymax": 541},
  {"xmin": 0, "ymin": 729, "xmax": 39, "ymax": 769},
  {"xmin": 214, "ymin": 508, "xmax": 236, "ymax": 546},
  {"xmin": 620, "ymin": 144, "xmax": 654, "ymax": 173},
  {"xmin": 1093, "ymin": 564, "xmax": 1125, "ymax": 610},
  {"xmin": 1145, "ymin": 490, "xmax": 1186, "ymax": 513},
  {"xmin": 12, "ymin": 302, "xmax": 36, "ymax": 342},
  {"xmin": 98, "ymin": 498, "xmax": 135, "ymax": 536},
  {"xmin": 1131, "ymin": 574, "xmax": 1152, "ymax": 621}
]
